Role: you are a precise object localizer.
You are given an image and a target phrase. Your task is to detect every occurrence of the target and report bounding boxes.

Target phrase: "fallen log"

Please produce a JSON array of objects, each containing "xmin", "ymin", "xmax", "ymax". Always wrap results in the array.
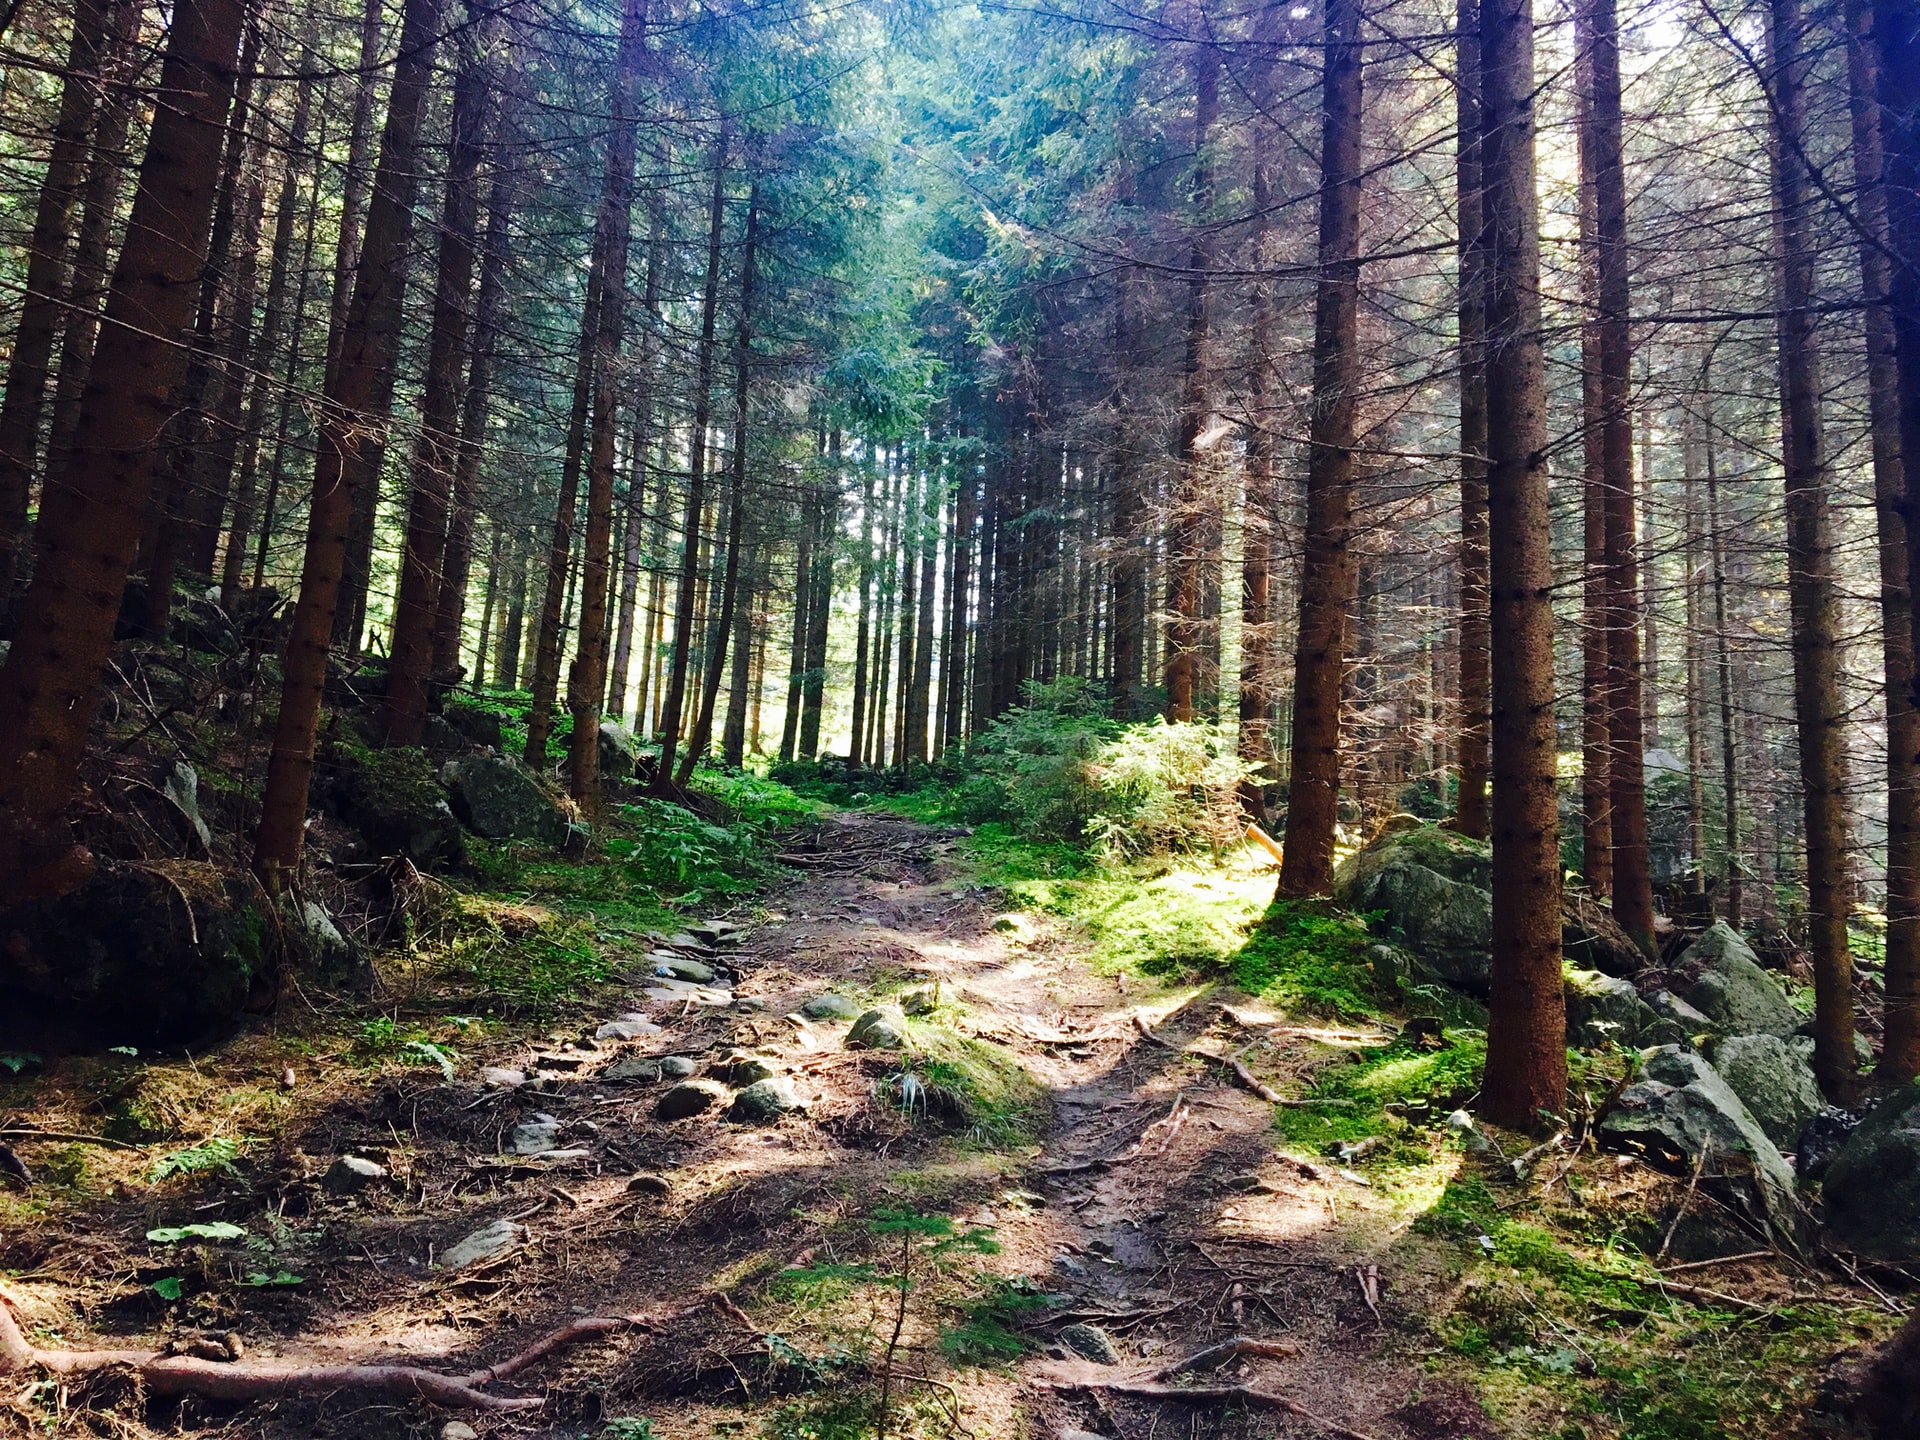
[{"xmin": 1, "ymin": 1294, "xmax": 663, "ymax": 1411}]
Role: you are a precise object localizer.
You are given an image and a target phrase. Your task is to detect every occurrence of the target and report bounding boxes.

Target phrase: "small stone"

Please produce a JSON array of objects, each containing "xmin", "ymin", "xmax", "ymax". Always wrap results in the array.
[
  {"xmin": 801, "ymin": 993, "xmax": 860, "ymax": 1021},
  {"xmin": 324, "ymin": 1155, "xmax": 389, "ymax": 1194},
  {"xmin": 660, "ymin": 956, "xmax": 716, "ymax": 983},
  {"xmin": 603, "ymin": 1056, "xmax": 663, "ymax": 1084},
  {"xmin": 626, "ymin": 1172, "xmax": 672, "ymax": 1196},
  {"xmin": 1058, "ymin": 1430, "xmax": 1111, "ymax": 1440},
  {"xmin": 1226, "ymin": 1174, "xmax": 1277, "ymax": 1194},
  {"xmin": 659, "ymin": 1055, "xmax": 697, "ymax": 1078},
  {"xmin": 714, "ymin": 1052, "xmax": 779, "ymax": 1086},
  {"xmin": 656, "ymin": 1079, "xmax": 731, "ymax": 1120},
  {"xmin": 1057, "ymin": 1322, "xmax": 1120, "ymax": 1364},
  {"xmin": 596, "ymin": 1018, "xmax": 661, "ymax": 1041},
  {"xmin": 441, "ymin": 1423, "xmax": 479, "ymax": 1440},
  {"xmin": 1052, "ymin": 1254, "xmax": 1088, "ymax": 1277},
  {"xmin": 847, "ymin": 1006, "xmax": 909, "ymax": 1050},
  {"xmin": 667, "ymin": 932, "xmax": 710, "ymax": 952},
  {"xmin": 728, "ymin": 1076, "xmax": 808, "ymax": 1124},
  {"xmin": 506, "ymin": 1117, "xmax": 564, "ymax": 1155},
  {"xmin": 1447, "ymin": 1110, "xmax": 1491, "ymax": 1153},
  {"xmin": 478, "ymin": 1066, "xmax": 526, "ymax": 1089},
  {"xmin": 437, "ymin": 1218, "xmax": 523, "ymax": 1270}
]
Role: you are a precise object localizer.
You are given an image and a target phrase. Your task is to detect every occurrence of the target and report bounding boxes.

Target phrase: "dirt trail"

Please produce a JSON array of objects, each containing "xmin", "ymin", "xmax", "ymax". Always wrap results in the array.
[{"xmin": 2, "ymin": 813, "xmax": 1470, "ymax": 1439}]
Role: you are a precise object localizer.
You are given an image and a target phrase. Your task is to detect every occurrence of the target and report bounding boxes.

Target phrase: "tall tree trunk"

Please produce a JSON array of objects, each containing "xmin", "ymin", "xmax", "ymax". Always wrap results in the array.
[
  {"xmin": 0, "ymin": 0, "xmax": 119, "ymax": 604},
  {"xmin": 254, "ymin": 0, "xmax": 444, "ymax": 889},
  {"xmin": 0, "ymin": 0, "xmax": 247, "ymax": 899},
  {"xmin": 780, "ymin": 492, "xmax": 813, "ymax": 764},
  {"xmin": 1477, "ymin": 0, "xmax": 1566, "ymax": 1132},
  {"xmin": 1768, "ymin": 0, "xmax": 1856, "ymax": 1104},
  {"xmin": 908, "ymin": 442, "xmax": 938, "ymax": 763},
  {"xmin": 566, "ymin": 0, "xmax": 651, "ymax": 809},
  {"xmin": 1579, "ymin": 0, "xmax": 1654, "ymax": 954},
  {"xmin": 1163, "ymin": 44, "xmax": 1219, "ymax": 723},
  {"xmin": 1239, "ymin": 160, "xmax": 1279, "ymax": 816},
  {"xmin": 1575, "ymin": 48, "xmax": 1612, "ymax": 895},
  {"xmin": 1454, "ymin": 0, "xmax": 1491, "ymax": 841},
  {"xmin": 680, "ymin": 189, "xmax": 758, "ymax": 785},
  {"xmin": 1701, "ymin": 365, "xmax": 1742, "ymax": 927},
  {"xmin": 849, "ymin": 453, "xmax": 875, "ymax": 759},
  {"xmin": 609, "ymin": 196, "xmax": 666, "ymax": 720},
  {"xmin": 1278, "ymin": 0, "xmax": 1363, "ymax": 899},
  {"xmin": 799, "ymin": 462, "xmax": 837, "ymax": 759},
  {"xmin": 654, "ymin": 139, "xmax": 729, "ymax": 786},
  {"xmin": 1851, "ymin": 0, "xmax": 1920, "ymax": 1085},
  {"xmin": 384, "ymin": 13, "xmax": 492, "ymax": 745}
]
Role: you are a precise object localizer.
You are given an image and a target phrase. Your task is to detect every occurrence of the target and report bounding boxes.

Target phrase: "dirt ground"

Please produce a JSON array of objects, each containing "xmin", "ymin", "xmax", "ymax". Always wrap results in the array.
[{"xmin": 0, "ymin": 813, "xmax": 1552, "ymax": 1438}]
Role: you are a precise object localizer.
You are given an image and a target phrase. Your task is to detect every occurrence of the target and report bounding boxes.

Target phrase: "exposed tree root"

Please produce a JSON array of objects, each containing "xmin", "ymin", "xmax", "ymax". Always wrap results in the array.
[{"xmin": 0, "ymin": 1296, "xmax": 663, "ymax": 1412}]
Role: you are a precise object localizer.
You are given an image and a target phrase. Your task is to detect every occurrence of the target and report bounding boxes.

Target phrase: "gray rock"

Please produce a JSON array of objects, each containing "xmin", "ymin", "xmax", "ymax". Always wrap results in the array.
[
  {"xmin": 598, "ymin": 721, "xmax": 637, "ymax": 780},
  {"xmin": 659, "ymin": 956, "xmax": 716, "ymax": 984},
  {"xmin": 332, "ymin": 745, "xmax": 465, "ymax": 867},
  {"xmin": 656, "ymin": 1079, "xmax": 731, "ymax": 1120},
  {"xmin": 626, "ymin": 1172, "xmax": 672, "ymax": 1196},
  {"xmin": 293, "ymin": 898, "xmax": 359, "ymax": 982},
  {"xmin": 1646, "ymin": 988, "xmax": 1716, "ymax": 1033},
  {"xmin": 1795, "ymin": 1106, "xmax": 1860, "ymax": 1184},
  {"xmin": 900, "ymin": 987, "xmax": 940, "ymax": 1016},
  {"xmin": 713, "ymin": 1052, "xmax": 778, "ymax": 1086},
  {"xmin": 596, "ymin": 1018, "xmax": 661, "ymax": 1040},
  {"xmin": 728, "ymin": 1076, "xmax": 808, "ymax": 1123},
  {"xmin": 1056, "ymin": 1322, "xmax": 1120, "ymax": 1365},
  {"xmin": 163, "ymin": 761, "xmax": 213, "ymax": 849},
  {"xmin": 440, "ymin": 1423, "xmax": 479, "ymax": 1440},
  {"xmin": 659, "ymin": 1056, "xmax": 697, "ymax": 1078},
  {"xmin": 1447, "ymin": 1109, "xmax": 1491, "ymax": 1153},
  {"xmin": 1709, "ymin": 1033, "xmax": 1824, "ymax": 1149},
  {"xmin": 443, "ymin": 707, "xmax": 506, "ymax": 749},
  {"xmin": 801, "ymin": 993, "xmax": 861, "ymax": 1021},
  {"xmin": 1675, "ymin": 922, "xmax": 1800, "ymax": 1037},
  {"xmin": 1564, "ymin": 968, "xmax": 1674, "ymax": 1049},
  {"xmin": 1822, "ymin": 1082, "xmax": 1920, "ymax": 1259},
  {"xmin": 506, "ymin": 1116, "xmax": 564, "ymax": 1155},
  {"xmin": 847, "ymin": 1006, "xmax": 909, "ymax": 1050},
  {"xmin": 478, "ymin": 1066, "xmax": 526, "ymax": 1089},
  {"xmin": 1599, "ymin": 1045, "xmax": 1798, "ymax": 1239},
  {"xmin": 441, "ymin": 755, "xmax": 568, "ymax": 846},
  {"xmin": 324, "ymin": 1155, "xmax": 388, "ymax": 1193},
  {"xmin": 603, "ymin": 1056, "xmax": 662, "ymax": 1084},
  {"xmin": 437, "ymin": 1218, "xmax": 522, "ymax": 1270}
]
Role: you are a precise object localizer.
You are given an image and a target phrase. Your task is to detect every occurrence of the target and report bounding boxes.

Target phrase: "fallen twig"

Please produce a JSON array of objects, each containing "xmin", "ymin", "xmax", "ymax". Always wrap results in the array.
[
  {"xmin": 1651, "ymin": 1278, "xmax": 1777, "ymax": 1318},
  {"xmin": 1151, "ymin": 1334, "xmax": 1299, "ymax": 1378},
  {"xmin": 0, "ymin": 1296, "xmax": 661, "ymax": 1411},
  {"xmin": 0, "ymin": 1128, "xmax": 145, "ymax": 1152},
  {"xmin": 1132, "ymin": 1013, "xmax": 1180, "ymax": 1050},
  {"xmin": 1658, "ymin": 1250, "xmax": 1772, "ymax": 1274},
  {"xmin": 1038, "ymin": 1376, "xmax": 1376, "ymax": 1440}
]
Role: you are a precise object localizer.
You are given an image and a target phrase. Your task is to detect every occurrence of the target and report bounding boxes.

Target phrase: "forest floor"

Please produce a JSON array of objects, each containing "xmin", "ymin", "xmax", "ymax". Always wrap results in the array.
[{"xmin": 0, "ymin": 807, "xmax": 1904, "ymax": 1440}]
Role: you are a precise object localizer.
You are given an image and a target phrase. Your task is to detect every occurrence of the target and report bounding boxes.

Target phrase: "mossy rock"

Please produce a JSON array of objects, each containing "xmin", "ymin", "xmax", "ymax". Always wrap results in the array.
[
  {"xmin": 1823, "ymin": 1081, "xmax": 1920, "ymax": 1260},
  {"xmin": 324, "ymin": 742, "xmax": 465, "ymax": 867},
  {"xmin": 902, "ymin": 1023, "xmax": 1048, "ymax": 1145}
]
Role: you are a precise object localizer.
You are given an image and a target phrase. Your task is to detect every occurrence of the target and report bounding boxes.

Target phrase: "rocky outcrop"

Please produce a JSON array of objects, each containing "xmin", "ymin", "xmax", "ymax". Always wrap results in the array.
[
  {"xmin": 441, "ymin": 755, "xmax": 568, "ymax": 847},
  {"xmin": 1598, "ymin": 1046, "xmax": 1798, "ymax": 1243},
  {"xmin": 327, "ymin": 744, "xmax": 465, "ymax": 867},
  {"xmin": 1564, "ymin": 968, "xmax": 1682, "ymax": 1049},
  {"xmin": 598, "ymin": 721, "xmax": 637, "ymax": 780},
  {"xmin": 1708, "ymin": 1033, "xmax": 1824, "ymax": 1150},
  {"xmin": 1672, "ymin": 922, "xmax": 1799, "ymax": 1037},
  {"xmin": 1822, "ymin": 1082, "xmax": 1920, "ymax": 1260}
]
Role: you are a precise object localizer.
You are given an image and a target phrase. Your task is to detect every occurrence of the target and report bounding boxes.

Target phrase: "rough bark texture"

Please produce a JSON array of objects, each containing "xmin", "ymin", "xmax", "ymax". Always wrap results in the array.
[
  {"xmin": 1574, "ymin": 49, "xmax": 1612, "ymax": 897},
  {"xmin": 1279, "ymin": 0, "xmax": 1362, "ymax": 898},
  {"xmin": 1454, "ymin": 0, "xmax": 1491, "ymax": 843},
  {"xmin": 1476, "ymin": 0, "xmax": 1567, "ymax": 1132},
  {"xmin": 1769, "ymin": 0, "xmax": 1856, "ymax": 1105},
  {"xmin": 254, "ymin": 0, "xmax": 443, "ymax": 887},
  {"xmin": 0, "ymin": 0, "xmax": 246, "ymax": 899}
]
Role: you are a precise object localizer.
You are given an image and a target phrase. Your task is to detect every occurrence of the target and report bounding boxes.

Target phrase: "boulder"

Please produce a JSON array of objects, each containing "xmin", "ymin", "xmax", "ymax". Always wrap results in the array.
[
  {"xmin": 1823, "ymin": 1082, "xmax": 1920, "ymax": 1260},
  {"xmin": 598, "ymin": 721, "xmax": 637, "ymax": 780},
  {"xmin": 658, "ymin": 1056, "xmax": 697, "ymax": 1078},
  {"xmin": 162, "ymin": 761, "xmax": 213, "ymax": 850},
  {"xmin": 292, "ymin": 898, "xmax": 362, "ymax": 985},
  {"xmin": 478, "ymin": 1066, "xmax": 526, "ymax": 1089},
  {"xmin": 1673, "ymin": 922, "xmax": 1800, "ymax": 1037},
  {"xmin": 603, "ymin": 1056, "xmax": 662, "ymax": 1083},
  {"xmin": 847, "ymin": 1006, "xmax": 909, "ymax": 1050},
  {"xmin": 442, "ymin": 755, "xmax": 568, "ymax": 846},
  {"xmin": 656, "ymin": 1079, "xmax": 731, "ymax": 1120},
  {"xmin": 728, "ymin": 1076, "xmax": 807, "ymax": 1123},
  {"xmin": 658, "ymin": 955, "xmax": 716, "ymax": 984},
  {"xmin": 443, "ymin": 706, "xmax": 506, "ymax": 749},
  {"xmin": 1708, "ymin": 1034, "xmax": 1824, "ymax": 1150},
  {"xmin": 1332, "ymin": 824, "xmax": 1642, "ymax": 995},
  {"xmin": 1057, "ymin": 1322, "xmax": 1120, "ymax": 1365},
  {"xmin": 1795, "ymin": 1107, "xmax": 1860, "ymax": 1184},
  {"xmin": 801, "ymin": 993, "xmax": 861, "ymax": 1021},
  {"xmin": 1645, "ymin": 988, "xmax": 1715, "ymax": 1035},
  {"xmin": 1564, "ymin": 968, "xmax": 1679, "ymax": 1049},
  {"xmin": 437, "ymin": 1219, "xmax": 523, "ymax": 1270},
  {"xmin": 324, "ymin": 1155, "xmax": 389, "ymax": 1194},
  {"xmin": 506, "ymin": 1115, "xmax": 564, "ymax": 1155},
  {"xmin": 713, "ymin": 1052, "xmax": 779, "ymax": 1086},
  {"xmin": 328, "ymin": 744, "xmax": 465, "ymax": 867},
  {"xmin": 1598, "ymin": 1046, "xmax": 1798, "ymax": 1241}
]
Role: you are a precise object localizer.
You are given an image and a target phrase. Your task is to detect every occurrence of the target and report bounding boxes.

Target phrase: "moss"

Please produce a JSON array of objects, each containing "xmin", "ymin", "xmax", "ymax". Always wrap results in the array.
[
  {"xmin": 328, "ymin": 741, "xmax": 447, "ymax": 813},
  {"xmin": 1235, "ymin": 898, "xmax": 1380, "ymax": 1016},
  {"xmin": 898, "ymin": 1023, "xmax": 1048, "ymax": 1146}
]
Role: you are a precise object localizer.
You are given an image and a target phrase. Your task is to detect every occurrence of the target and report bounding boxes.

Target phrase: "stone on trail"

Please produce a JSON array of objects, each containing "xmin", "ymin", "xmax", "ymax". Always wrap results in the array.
[
  {"xmin": 437, "ymin": 1218, "xmax": 523, "ymax": 1270},
  {"xmin": 626, "ymin": 1172, "xmax": 672, "ymax": 1195},
  {"xmin": 659, "ymin": 1056, "xmax": 697, "ymax": 1078},
  {"xmin": 1822, "ymin": 1081, "xmax": 1920, "ymax": 1260},
  {"xmin": 847, "ymin": 1006, "xmax": 909, "ymax": 1050},
  {"xmin": 1056, "ymin": 1322, "xmax": 1120, "ymax": 1365},
  {"xmin": 801, "ymin": 993, "xmax": 860, "ymax": 1021},
  {"xmin": 656, "ymin": 1078, "xmax": 731, "ymax": 1120},
  {"xmin": 441, "ymin": 754, "xmax": 569, "ymax": 846},
  {"xmin": 324, "ymin": 1155, "xmax": 388, "ymax": 1194},
  {"xmin": 506, "ymin": 1115, "xmax": 564, "ymax": 1155},
  {"xmin": 659, "ymin": 955, "xmax": 716, "ymax": 984},
  {"xmin": 713, "ymin": 1052, "xmax": 779, "ymax": 1086},
  {"xmin": 478, "ymin": 1065, "xmax": 527, "ymax": 1089},
  {"xmin": 1673, "ymin": 922, "xmax": 1800, "ymax": 1037},
  {"xmin": 1708, "ymin": 1033, "xmax": 1824, "ymax": 1150},
  {"xmin": 441, "ymin": 1422, "xmax": 479, "ymax": 1440},
  {"xmin": 596, "ymin": 1016, "xmax": 661, "ymax": 1040},
  {"xmin": 900, "ymin": 987, "xmax": 940, "ymax": 1015},
  {"xmin": 729, "ymin": 1076, "xmax": 808, "ymax": 1123},
  {"xmin": 603, "ymin": 1056, "xmax": 663, "ymax": 1083},
  {"xmin": 1598, "ymin": 1045, "xmax": 1797, "ymax": 1240}
]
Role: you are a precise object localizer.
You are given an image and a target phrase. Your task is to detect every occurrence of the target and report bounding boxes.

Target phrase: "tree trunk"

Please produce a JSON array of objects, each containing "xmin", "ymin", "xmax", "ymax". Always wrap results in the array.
[
  {"xmin": 849, "ymin": 452, "xmax": 876, "ymax": 759},
  {"xmin": 1702, "ymin": 374, "xmax": 1742, "ymax": 927},
  {"xmin": 566, "ymin": 0, "xmax": 652, "ymax": 809},
  {"xmin": 0, "ymin": 0, "xmax": 119, "ymax": 604},
  {"xmin": 254, "ymin": 0, "xmax": 444, "ymax": 889},
  {"xmin": 1279, "ymin": 0, "xmax": 1363, "ymax": 899},
  {"xmin": 609, "ymin": 196, "xmax": 667, "ymax": 721},
  {"xmin": 384, "ymin": 14, "xmax": 492, "ymax": 746},
  {"xmin": 1476, "ymin": 0, "xmax": 1567, "ymax": 1132},
  {"xmin": 0, "ymin": 0, "xmax": 248, "ymax": 899},
  {"xmin": 1575, "ymin": 47, "xmax": 1612, "ymax": 896},
  {"xmin": 1769, "ymin": 0, "xmax": 1856, "ymax": 1104},
  {"xmin": 654, "ymin": 139, "xmax": 729, "ymax": 786},
  {"xmin": 1454, "ymin": 0, "xmax": 1491, "ymax": 841},
  {"xmin": 1238, "ymin": 157, "xmax": 1280, "ymax": 815}
]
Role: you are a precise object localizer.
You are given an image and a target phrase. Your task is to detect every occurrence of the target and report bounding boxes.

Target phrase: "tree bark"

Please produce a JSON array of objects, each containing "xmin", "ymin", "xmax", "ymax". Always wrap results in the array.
[
  {"xmin": 1476, "ymin": 0, "xmax": 1567, "ymax": 1132},
  {"xmin": 0, "ymin": 0, "xmax": 248, "ymax": 899},
  {"xmin": 1454, "ymin": 0, "xmax": 1491, "ymax": 841},
  {"xmin": 1574, "ymin": 43, "xmax": 1612, "ymax": 895},
  {"xmin": 1279, "ymin": 0, "xmax": 1363, "ymax": 899},
  {"xmin": 608, "ymin": 196, "xmax": 667, "ymax": 721},
  {"xmin": 254, "ymin": 0, "xmax": 444, "ymax": 889}
]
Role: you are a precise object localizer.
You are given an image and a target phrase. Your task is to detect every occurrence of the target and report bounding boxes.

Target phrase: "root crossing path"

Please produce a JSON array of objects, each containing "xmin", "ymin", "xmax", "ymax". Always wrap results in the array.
[{"xmin": 2, "ymin": 814, "xmax": 1462, "ymax": 1439}]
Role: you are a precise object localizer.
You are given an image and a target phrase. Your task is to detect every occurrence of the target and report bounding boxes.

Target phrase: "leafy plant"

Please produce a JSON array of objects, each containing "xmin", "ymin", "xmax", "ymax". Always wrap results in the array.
[
  {"xmin": 602, "ymin": 1421, "xmax": 659, "ymax": 1440},
  {"xmin": 240, "ymin": 1270, "xmax": 303, "ymax": 1287},
  {"xmin": 0, "ymin": 1053, "xmax": 41, "ymax": 1074},
  {"xmin": 147, "ymin": 1221, "xmax": 247, "ymax": 1244},
  {"xmin": 151, "ymin": 1276, "xmax": 184, "ymax": 1300},
  {"xmin": 400, "ymin": 1038, "xmax": 457, "ymax": 1079},
  {"xmin": 939, "ymin": 1276, "xmax": 1045, "ymax": 1362},
  {"xmin": 148, "ymin": 1138, "xmax": 244, "ymax": 1181}
]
